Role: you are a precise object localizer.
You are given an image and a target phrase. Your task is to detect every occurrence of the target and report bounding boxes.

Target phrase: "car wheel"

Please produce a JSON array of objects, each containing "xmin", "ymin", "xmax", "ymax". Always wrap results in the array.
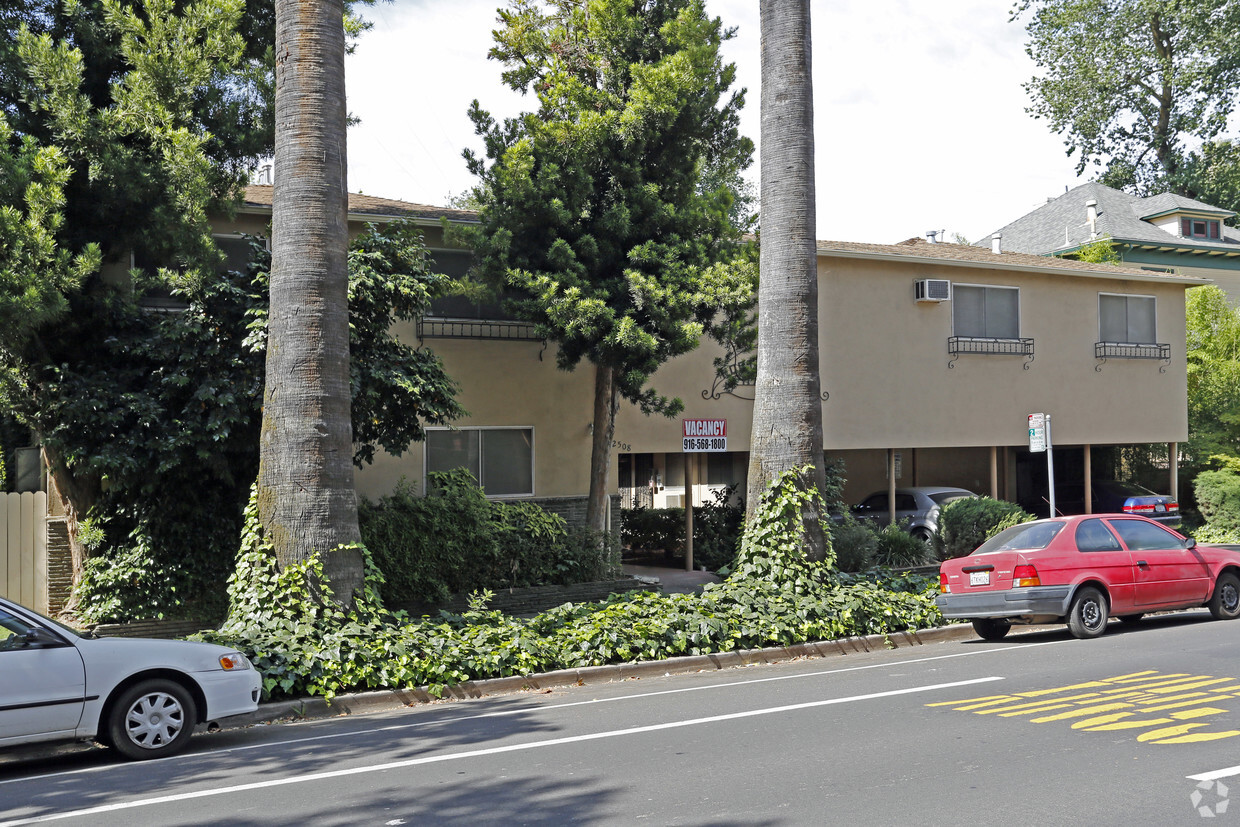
[
  {"xmin": 1118, "ymin": 613, "xmax": 1144, "ymax": 624},
  {"xmin": 1066, "ymin": 586, "xmax": 1109, "ymax": 639},
  {"xmin": 106, "ymin": 679, "xmax": 197, "ymax": 760},
  {"xmin": 912, "ymin": 529, "xmax": 934, "ymax": 545},
  {"xmin": 1208, "ymin": 571, "xmax": 1240, "ymax": 621},
  {"xmin": 972, "ymin": 618, "xmax": 1011, "ymax": 641}
]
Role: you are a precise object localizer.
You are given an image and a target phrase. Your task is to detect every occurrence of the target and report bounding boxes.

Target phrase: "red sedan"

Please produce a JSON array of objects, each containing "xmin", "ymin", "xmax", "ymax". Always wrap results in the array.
[{"xmin": 936, "ymin": 514, "xmax": 1240, "ymax": 640}]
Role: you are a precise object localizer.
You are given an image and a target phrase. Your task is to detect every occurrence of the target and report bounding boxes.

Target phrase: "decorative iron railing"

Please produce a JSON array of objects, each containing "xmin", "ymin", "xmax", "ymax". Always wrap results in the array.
[
  {"xmin": 1095, "ymin": 342, "xmax": 1171, "ymax": 372},
  {"xmin": 947, "ymin": 336, "xmax": 1035, "ymax": 369}
]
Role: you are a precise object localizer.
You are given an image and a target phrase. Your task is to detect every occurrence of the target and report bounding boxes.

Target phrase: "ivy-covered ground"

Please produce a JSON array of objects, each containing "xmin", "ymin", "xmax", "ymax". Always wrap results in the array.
[{"xmin": 200, "ymin": 469, "xmax": 946, "ymax": 701}]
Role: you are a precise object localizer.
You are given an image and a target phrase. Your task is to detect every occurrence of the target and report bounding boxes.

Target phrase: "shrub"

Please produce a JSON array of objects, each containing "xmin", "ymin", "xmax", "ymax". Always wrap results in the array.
[
  {"xmin": 936, "ymin": 497, "xmax": 1034, "ymax": 560},
  {"xmin": 358, "ymin": 471, "xmax": 617, "ymax": 606},
  {"xmin": 830, "ymin": 515, "xmax": 877, "ymax": 572},
  {"xmin": 874, "ymin": 523, "xmax": 931, "ymax": 568},
  {"xmin": 1194, "ymin": 470, "xmax": 1240, "ymax": 539},
  {"xmin": 621, "ymin": 506, "xmax": 684, "ymax": 554},
  {"xmin": 620, "ymin": 487, "xmax": 744, "ymax": 572}
]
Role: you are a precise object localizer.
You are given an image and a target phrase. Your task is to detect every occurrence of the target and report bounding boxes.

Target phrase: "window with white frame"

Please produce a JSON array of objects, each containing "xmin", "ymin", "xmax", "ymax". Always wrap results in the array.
[
  {"xmin": 952, "ymin": 284, "xmax": 1020, "ymax": 339},
  {"xmin": 426, "ymin": 427, "xmax": 534, "ymax": 497},
  {"xmin": 1099, "ymin": 294, "xmax": 1156, "ymax": 344}
]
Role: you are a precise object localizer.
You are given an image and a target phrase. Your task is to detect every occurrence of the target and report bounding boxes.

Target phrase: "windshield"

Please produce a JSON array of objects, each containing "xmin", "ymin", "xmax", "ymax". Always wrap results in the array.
[
  {"xmin": 973, "ymin": 521, "xmax": 1064, "ymax": 555},
  {"xmin": 1, "ymin": 600, "xmax": 85, "ymax": 639},
  {"xmin": 929, "ymin": 491, "xmax": 973, "ymax": 506}
]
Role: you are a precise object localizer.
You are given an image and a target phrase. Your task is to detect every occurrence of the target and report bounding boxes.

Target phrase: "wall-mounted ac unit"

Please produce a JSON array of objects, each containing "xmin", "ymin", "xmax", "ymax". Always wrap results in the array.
[{"xmin": 915, "ymin": 279, "xmax": 951, "ymax": 302}]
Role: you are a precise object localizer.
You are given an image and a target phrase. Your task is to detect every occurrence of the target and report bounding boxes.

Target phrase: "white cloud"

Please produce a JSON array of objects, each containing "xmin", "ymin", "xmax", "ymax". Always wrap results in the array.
[{"xmin": 344, "ymin": 0, "xmax": 1088, "ymax": 242}]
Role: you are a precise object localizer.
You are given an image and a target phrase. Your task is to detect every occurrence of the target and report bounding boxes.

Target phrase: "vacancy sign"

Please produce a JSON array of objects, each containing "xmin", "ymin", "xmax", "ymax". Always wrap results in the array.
[{"xmin": 683, "ymin": 419, "xmax": 727, "ymax": 452}]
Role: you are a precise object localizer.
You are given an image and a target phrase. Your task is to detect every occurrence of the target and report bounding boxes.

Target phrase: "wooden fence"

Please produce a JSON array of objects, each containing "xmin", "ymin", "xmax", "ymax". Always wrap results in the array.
[{"xmin": 1, "ymin": 492, "xmax": 48, "ymax": 613}]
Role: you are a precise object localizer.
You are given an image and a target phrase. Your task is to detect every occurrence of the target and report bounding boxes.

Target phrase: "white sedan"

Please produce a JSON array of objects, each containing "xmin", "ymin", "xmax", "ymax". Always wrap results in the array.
[{"xmin": 0, "ymin": 596, "xmax": 260, "ymax": 760}]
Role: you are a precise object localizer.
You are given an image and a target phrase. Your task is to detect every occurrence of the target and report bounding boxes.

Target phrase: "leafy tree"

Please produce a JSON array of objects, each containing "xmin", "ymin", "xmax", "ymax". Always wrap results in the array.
[
  {"xmin": 1, "ymin": 0, "xmax": 271, "ymax": 584},
  {"xmin": 746, "ymin": 0, "xmax": 827, "ymax": 561},
  {"xmin": 1185, "ymin": 285, "xmax": 1240, "ymax": 473},
  {"xmin": 38, "ymin": 223, "xmax": 462, "ymax": 621},
  {"xmin": 462, "ymin": 0, "xmax": 755, "ymax": 535},
  {"xmin": 1015, "ymin": 0, "xmax": 1240, "ymax": 199},
  {"xmin": 1073, "ymin": 234, "xmax": 1121, "ymax": 264}
]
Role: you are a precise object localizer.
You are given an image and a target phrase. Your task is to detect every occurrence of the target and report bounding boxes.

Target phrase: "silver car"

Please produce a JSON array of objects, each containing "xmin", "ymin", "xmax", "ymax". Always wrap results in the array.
[
  {"xmin": 0, "ymin": 596, "xmax": 260, "ymax": 760},
  {"xmin": 850, "ymin": 486, "xmax": 978, "ymax": 542}
]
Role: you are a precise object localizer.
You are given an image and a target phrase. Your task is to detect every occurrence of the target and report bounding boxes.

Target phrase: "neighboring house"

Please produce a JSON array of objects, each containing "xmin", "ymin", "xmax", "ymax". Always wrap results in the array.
[{"xmin": 977, "ymin": 181, "xmax": 1240, "ymax": 304}]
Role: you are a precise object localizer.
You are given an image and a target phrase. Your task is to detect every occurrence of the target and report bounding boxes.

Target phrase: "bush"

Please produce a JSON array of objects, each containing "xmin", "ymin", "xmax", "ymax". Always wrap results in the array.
[
  {"xmin": 620, "ymin": 487, "xmax": 744, "ymax": 572},
  {"xmin": 830, "ymin": 515, "xmax": 877, "ymax": 572},
  {"xmin": 874, "ymin": 523, "xmax": 932, "ymax": 568},
  {"xmin": 1194, "ymin": 470, "xmax": 1240, "ymax": 539},
  {"xmin": 358, "ymin": 471, "xmax": 617, "ymax": 605},
  {"xmin": 936, "ymin": 497, "xmax": 1034, "ymax": 560}
]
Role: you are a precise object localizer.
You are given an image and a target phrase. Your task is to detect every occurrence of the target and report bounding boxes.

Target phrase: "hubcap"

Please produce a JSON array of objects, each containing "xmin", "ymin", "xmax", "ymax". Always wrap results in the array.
[
  {"xmin": 125, "ymin": 691, "xmax": 186, "ymax": 750},
  {"xmin": 1224, "ymin": 584, "xmax": 1239, "ymax": 614},
  {"xmin": 1082, "ymin": 599, "xmax": 1102, "ymax": 629}
]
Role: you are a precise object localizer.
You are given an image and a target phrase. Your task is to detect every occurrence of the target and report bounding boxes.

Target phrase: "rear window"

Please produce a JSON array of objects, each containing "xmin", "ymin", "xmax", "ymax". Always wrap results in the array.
[
  {"xmin": 929, "ymin": 491, "xmax": 973, "ymax": 506},
  {"xmin": 973, "ymin": 521, "xmax": 1064, "ymax": 555}
]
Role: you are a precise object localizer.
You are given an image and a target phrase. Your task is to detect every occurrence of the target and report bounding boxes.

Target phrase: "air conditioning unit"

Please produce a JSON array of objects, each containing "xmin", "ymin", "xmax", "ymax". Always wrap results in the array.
[{"xmin": 915, "ymin": 279, "xmax": 951, "ymax": 302}]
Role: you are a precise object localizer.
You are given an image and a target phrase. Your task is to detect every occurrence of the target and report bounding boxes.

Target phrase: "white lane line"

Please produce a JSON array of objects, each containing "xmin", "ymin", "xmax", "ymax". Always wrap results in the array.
[
  {"xmin": 1, "ymin": 637, "xmax": 1065, "ymax": 787},
  {"xmin": 0, "ymin": 676, "xmax": 1003, "ymax": 826},
  {"xmin": 1188, "ymin": 765, "xmax": 1240, "ymax": 782}
]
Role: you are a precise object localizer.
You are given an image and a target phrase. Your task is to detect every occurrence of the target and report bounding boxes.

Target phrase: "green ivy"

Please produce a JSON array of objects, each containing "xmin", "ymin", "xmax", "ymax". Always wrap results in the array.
[{"xmin": 201, "ymin": 470, "xmax": 943, "ymax": 703}]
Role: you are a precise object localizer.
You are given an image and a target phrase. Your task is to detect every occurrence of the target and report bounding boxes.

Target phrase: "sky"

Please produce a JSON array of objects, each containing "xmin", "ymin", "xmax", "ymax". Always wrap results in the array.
[{"xmin": 344, "ymin": 0, "xmax": 1095, "ymax": 245}]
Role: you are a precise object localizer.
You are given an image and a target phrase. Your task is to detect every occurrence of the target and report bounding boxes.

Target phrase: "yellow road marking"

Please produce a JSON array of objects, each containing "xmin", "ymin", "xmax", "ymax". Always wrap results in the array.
[
  {"xmin": 1138, "ymin": 724, "xmax": 1207, "ymax": 742},
  {"xmin": 1141, "ymin": 696, "xmax": 1235, "ymax": 713},
  {"xmin": 1082, "ymin": 718, "xmax": 1174, "ymax": 731},
  {"xmin": 1031, "ymin": 703, "xmax": 1132, "ymax": 723},
  {"xmin": 999, "ymin": 704, "xmax": 1073, "ymax": 717},
  {"xmin": 1148, "ymin": 679, "xmax": 1233, "ymax": 693},
  {"xmin": 1150, "ymin": 730, "xmax": 1240, "ymax": 744},
  {"xmin": 1171, "ymin": 708, "xmax": 1230, "ymax": 720},
  {"xmin": 926, "ymin": 694, "xmax": 1012, "ymax": 707}
]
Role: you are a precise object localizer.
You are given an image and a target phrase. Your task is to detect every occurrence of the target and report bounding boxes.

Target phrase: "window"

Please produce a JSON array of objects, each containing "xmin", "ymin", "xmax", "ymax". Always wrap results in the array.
[
  {"xmin": 1108, "ymin": 518, "xmax": 1184, "ymax": 551},
  {"xmin": 426, "ymin": 428, "xmax": 534, "ymax": 497},
  {"xmin": 1181, "ymin": 218, "xmax": 1221, "ymax": 240},
  {"xmin": 214, "ymin": 234, "xmax": 264, "ymax": 273},
  {"xmin": 952, "ymin": 284, "xmax": 1020, "ymax": 339},
  {"xmin": 1099, "ymin": 294, "xmax": 1155, "ymax": 344},
  {"xmin": 1075, "ymin": 519, "xmax": 1121, "ymax": 552}
]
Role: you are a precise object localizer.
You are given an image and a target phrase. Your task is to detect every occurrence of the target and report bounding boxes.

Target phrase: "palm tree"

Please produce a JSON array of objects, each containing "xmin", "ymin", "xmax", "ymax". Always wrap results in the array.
[
  {"xmin": 747, "ymin": 0, "xmax": 828, "ymax": 560},
  {"xmin": 259, "ymin": 0, "xmax": 363, "ymax": 600}
]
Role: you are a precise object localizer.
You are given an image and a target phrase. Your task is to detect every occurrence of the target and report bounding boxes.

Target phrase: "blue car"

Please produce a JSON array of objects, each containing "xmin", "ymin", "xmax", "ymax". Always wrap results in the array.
[{"xmin": 1091, "ymin": 480, "xmax": 1180, "ymax": 528}]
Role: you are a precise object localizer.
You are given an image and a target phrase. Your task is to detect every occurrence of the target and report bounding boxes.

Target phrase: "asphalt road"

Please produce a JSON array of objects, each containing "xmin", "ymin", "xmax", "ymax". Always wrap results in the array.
[{"xmin": 4, "ymin": 612, "xmax": 1240, "ymax": 826}]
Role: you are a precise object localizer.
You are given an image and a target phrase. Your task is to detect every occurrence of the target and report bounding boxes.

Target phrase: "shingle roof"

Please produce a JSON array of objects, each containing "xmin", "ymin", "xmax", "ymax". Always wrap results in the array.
[
  {"xmin": 974, "ymin": 182, "xmax": 1240, "ymax": 255},
  {"xmin": 242, "ymin": 185, "xmax": 479, "ymax": 223},
  {"xmin": 820, "ymin": 236, "xmax": 1206, "ymax": 284}
]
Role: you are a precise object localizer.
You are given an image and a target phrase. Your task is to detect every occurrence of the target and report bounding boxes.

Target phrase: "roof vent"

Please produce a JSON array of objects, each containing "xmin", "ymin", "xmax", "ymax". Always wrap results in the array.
[
  {"xmin": 990, "ymin": 233, "xmax": 1002, "ymax": 254},
  {"xmin": 915, "ymin": 279, "xmax": 951, "ymax": 302}
]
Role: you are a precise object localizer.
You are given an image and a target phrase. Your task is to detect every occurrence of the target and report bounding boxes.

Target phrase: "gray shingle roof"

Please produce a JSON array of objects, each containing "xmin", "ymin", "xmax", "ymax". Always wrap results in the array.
[{"xmin": 975, "ymin": 182, "xmax": 1240, "ymax": 255}]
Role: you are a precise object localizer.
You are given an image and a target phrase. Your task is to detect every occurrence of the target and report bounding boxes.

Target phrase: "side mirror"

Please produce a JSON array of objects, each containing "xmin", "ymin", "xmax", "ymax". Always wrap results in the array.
[{"xmin": 1185, "ymin": 538, "xmax": 1197, "ymax": 550}]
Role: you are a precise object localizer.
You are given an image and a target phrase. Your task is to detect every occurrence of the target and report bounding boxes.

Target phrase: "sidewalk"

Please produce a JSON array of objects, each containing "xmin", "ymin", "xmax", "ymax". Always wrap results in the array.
[{"xmin": 622, "ymin": 561, "xmax": 722, "ymax": 594}]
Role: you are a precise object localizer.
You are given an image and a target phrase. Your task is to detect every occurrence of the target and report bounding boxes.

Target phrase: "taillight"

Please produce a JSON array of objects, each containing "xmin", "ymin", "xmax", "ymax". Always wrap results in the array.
[
  {"xmin": 1167, "ymin": 502, "xmax": 1179, "ymax": 512},
  {"xmin": 1123, "ymin": 503, "xmax": 1156, "ymax": 513},
  {"xmin": 939, "ymin": 571, "xmax": 949, "ymax": 594},
  {"xmin": 1013, "ymin": 565, "xmax": 1041, "ymax": 587}
]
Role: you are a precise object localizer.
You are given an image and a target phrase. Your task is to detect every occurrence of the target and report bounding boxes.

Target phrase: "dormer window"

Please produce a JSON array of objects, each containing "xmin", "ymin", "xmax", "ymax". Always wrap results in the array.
[{"xmin": 1181, "ymin": 217, "xmax": 1221, "ymax": 239}]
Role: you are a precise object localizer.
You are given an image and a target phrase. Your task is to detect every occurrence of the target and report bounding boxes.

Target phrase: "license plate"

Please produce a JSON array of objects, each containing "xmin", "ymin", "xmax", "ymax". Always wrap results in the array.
[
  {"xmin": 1155, "ymin": 503, "xmax": 1166, "ymax": 512},
  {"xmin": 969, "ymin": 571, "xmax": 990, "ymax": 586}
]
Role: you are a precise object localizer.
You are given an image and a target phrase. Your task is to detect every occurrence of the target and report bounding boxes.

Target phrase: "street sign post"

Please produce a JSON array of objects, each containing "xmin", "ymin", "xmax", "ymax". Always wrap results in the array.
[{"xmin": 1028, "ymin": 412, "xmax": 1055, "ymax": 516}]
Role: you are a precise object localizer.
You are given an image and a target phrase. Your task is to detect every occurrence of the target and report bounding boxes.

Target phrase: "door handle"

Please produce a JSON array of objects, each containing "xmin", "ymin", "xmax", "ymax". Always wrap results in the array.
[{"xmin": 1137, "ymin": 560, "xmax": 1149, "ymax": 568}]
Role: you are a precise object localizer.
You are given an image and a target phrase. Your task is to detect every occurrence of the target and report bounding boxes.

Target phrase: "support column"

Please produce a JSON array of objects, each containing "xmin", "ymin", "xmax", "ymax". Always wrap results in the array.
[
  {"xmin": 989, "ymin": 446, "xmax": 998, "ymax": 499},
  {"xmin": 685, "ymin": 454, "xmax": 695, "ymax": 572},
  {"xmin": 1170, "ymin": 442, "xmax": 1179, "ymax": 502},
  {"xmin": 1084, "ymin": 444, "xmax": 1092, "ymax": 514},
  {"xmin": 887, "ymin": 448, "xmax": 897, "ymax": 526}
]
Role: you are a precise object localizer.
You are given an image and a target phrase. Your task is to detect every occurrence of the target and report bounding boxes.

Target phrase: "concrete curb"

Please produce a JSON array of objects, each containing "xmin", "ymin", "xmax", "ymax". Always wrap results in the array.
[{"xmin": 227, "ymin": 623, "xmax": 984, "ymax": 729}]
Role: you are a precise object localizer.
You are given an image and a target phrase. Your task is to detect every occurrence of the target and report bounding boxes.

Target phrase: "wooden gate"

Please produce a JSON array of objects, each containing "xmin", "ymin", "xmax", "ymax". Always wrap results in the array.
[{"xmin": 1, "ymin": 491, "xmax": 48, "ymax": 612}]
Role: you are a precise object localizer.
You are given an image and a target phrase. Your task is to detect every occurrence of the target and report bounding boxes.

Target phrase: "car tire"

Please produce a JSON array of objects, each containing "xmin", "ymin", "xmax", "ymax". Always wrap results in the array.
[
  {"xmin": 1208, "ymin": 571, "xmax": 1240, "ymax": 621},
  {"xmin": 1066, "ymin": 586, "xmax": 1109, "ymax": 639},
  {"xmin": 912, "ymin": 529, "xmax": 934, "ymax": 546},
  {"xmin": 106, "ymin": 679, "xmax": 197, "ymax": 760},
  {"xmin": 972, "ymin": 618, "xmax": 1011, "ymax": 641}
]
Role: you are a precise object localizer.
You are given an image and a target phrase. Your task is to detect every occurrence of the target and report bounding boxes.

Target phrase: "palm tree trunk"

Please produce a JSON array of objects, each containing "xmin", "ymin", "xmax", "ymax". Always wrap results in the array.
[
  {"xmin": 259, "ymin": 0, "xmax": 362, "ymax": 601},
  {"xmin": 748, "ymin": 0, "xmax": 827, "ymax": 560}
]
